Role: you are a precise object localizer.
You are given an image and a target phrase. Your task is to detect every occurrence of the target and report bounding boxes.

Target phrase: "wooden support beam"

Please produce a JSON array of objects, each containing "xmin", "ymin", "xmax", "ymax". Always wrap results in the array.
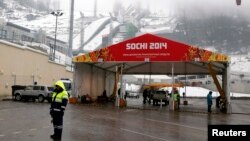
[{"xmin": 207, "ymin": 63, "xmax": 225, "ymax": 99}]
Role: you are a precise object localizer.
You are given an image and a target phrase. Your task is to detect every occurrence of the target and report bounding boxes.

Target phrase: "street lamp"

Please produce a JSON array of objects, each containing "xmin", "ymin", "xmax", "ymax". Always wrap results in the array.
[{"xmin": 51, "ymin": 10, "xmax": 63, "ymax": 61}]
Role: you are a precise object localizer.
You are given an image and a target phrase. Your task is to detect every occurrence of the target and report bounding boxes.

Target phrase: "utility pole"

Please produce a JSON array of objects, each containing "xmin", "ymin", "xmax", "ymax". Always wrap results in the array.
[
  {"xmin": 80, "ymin": 12, "xmax": 85, "ymax": 49},
  {"xmin": 68, "ymin": 0, "xmax": 74, "ymax": 58},
  {"xmin": 94, "ymin": 0, "xmax": 97, "ymax": 18},
  {"xmin": 109, "ymin": 13, "xmax": 113, "ymax": 45}
]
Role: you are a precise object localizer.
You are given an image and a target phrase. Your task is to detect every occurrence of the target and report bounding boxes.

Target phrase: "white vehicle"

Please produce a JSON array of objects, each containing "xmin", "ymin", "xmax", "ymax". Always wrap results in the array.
[
  {"xmin": 14, "ymin": 85, "xmax": 54, "ymax": 103},
  {"xmin": 60, "ymin": 78, "xmax": 72, "ymax": 97}
]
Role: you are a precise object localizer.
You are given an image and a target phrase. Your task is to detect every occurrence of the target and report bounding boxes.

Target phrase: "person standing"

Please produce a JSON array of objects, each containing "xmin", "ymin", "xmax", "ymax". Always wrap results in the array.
[
  {"xmin": 118, "ymin": 88, "xmax": 121, "ymax": 97},
  {"xmin": 143, "ymin": 88, "xmax": 148, "ymax": 104},
  {"xmin": 182, "ymin": 92, "xmax": 186, "ymax": 99},
  {"xmin": 177, "ymin": 91, "xmax": 180, "ymax": 109},
  {"xmin": 124, "ymin": 91, "xmax": 128, "ymax": 100},
  {"xmin": 173, "ymin": 89, "xmax": 180, "ymax": 110},
  {"xmin": 207, "ymin": 91, "xmax": 213, "ymax": 113},
  {"xmin": 102, "ymin": 89, "xmax": 108, "ymax": 102},
  {"xmin": 216, "ymin": 95, "xmax": 221, "ymax": 108},
  {"xmin": 50, "ymin": 80, "xmax": 69, "ymax": 140}
]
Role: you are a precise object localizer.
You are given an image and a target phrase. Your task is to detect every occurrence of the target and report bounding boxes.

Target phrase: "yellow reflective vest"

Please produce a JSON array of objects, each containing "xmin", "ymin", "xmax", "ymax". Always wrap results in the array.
[{"xmin": 51, "ymin": 81, "xmax": 69, "ymax": 112}]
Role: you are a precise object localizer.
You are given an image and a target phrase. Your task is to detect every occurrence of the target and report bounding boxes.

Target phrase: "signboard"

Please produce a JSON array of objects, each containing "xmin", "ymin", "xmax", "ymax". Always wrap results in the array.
[{"xmin": 73, "ymin": 34, "xmax": 229, "ymax": 62}]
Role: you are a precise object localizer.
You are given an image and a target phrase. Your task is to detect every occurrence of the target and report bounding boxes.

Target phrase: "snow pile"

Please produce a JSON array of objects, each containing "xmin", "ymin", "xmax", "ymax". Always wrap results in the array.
[{"xmin": 162, "ymin": 86, "xmax": 250, "ymax": 97}]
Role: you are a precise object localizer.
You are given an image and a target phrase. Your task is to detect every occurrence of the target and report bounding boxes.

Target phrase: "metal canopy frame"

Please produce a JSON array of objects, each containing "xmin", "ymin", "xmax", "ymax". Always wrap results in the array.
[{"xmin": 73, "ymin": 33, "xmax": 231, "ymax": 113}]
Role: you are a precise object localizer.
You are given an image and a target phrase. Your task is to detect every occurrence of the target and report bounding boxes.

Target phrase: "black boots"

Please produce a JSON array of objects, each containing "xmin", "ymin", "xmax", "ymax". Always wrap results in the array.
[
  {"xmin": 50, "ymin": 129, "xmax": 62, "ymax": 140},
  {"xmin": 50, "ymin": 134, "xmax": 61, "ymax": 140}
]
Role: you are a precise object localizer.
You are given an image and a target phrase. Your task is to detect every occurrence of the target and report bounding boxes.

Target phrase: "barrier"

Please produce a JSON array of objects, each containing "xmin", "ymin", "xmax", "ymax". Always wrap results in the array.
[
  {"xmin": 119, "ymin": 99, "xmax": 126, "ymax": 108},
  {"xmin": 69, "ymin": 97, "xmax": 78, "ymax": 104}
]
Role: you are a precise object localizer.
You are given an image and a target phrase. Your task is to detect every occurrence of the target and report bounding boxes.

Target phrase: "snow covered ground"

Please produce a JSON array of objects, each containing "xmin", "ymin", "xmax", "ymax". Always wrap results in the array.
[
  {"xmin": 5, "ymin": 1, "xmax": 112, "ymax": 51},
  {"xmin": 83, "ymin": 21, "xmax": 120, "ymax": 51},
  {"xmin": 10, "ymin": 13, "xmax": 117, "ymax": 51},
  {"xmin": 230, "ymin": 55, "xmax": 250, "ymax": 73},
  {"xmin": 124, "ymin": 80, "xmax": 250, "ymax": 98},
  {"xmin": 73, "ymin": 17, "xmax": 110, "ymax": 49},
  {"xmin": 162, "ymin": 86, "xmax": 250, "ymax": 97}
]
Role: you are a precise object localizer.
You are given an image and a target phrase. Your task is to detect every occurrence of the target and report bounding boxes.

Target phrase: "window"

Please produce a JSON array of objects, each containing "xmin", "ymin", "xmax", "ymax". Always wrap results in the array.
[
  {"xmin": 197, "ymin": 75, "xmax": 206, "ymax": 79},
  {"xmin": 63, "ymin": 82, "xmax": 71, "ymax": 91},
  {"xmin": 48, "ymin": 87, "xmax": 54, "ymax": 91},
  {"xmin": 0, "ymin": 29, "xmax": 7, "ymax": 39},
  {"xmin": 178, "ymin": 77, "xmax": 186, "ymax": 80},
  {"xmin": 188, "ymin": 76, "xmax": 196, "ymax": 79},
  {"xmin": 26, "ymin": 86, "xmax": 33, "ymax": 90},
  {"xmin": 41, "ymin": 86, "xmax": 45, "ymax": 91},
  {"xmin": 206, "ymin": 80, "xmax": 211, "ymax": 85},
  {"xmin": 33, "ymin": 86, "xmax": 40, "ymax": 90}
]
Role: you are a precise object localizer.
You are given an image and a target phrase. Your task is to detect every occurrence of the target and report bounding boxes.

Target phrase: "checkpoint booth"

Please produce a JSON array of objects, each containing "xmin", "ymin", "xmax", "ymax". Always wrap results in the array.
[{"xmin": 72, "ymin": 33, "xmax": 231, "ymax": 113}]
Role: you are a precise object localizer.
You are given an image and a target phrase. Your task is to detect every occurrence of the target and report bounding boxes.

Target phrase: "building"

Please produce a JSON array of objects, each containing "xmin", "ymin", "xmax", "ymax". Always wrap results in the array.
[{"xmin": 0, "ymin": 20, "xmax": 68, "ymax": 56}]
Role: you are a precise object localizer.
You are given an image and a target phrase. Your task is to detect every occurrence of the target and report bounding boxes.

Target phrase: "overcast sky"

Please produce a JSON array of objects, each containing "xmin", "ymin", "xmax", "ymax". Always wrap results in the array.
[
  {"xmin": 54, "ymin": 0, "xmax": 250, "ymax": 18},
  {"xmin": 57, "ymin": 0, "xmax": 172, "ymax": 16}
]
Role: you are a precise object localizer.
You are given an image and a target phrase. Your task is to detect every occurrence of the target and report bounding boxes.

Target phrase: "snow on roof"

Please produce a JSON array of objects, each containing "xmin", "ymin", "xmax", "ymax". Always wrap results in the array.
[
  {"xmin": 140, "ymin": 17, "xmax": 176, "ymax": 34},
  {"xmin": 83, "ymin": 21, "xmax": 120, "ymax": 51},
  {"xmin": 231, "ymin": 55, "xmax": 250, "ymax": 73},
  {"xmin": 133, "ymin": 75, "xmax": 171, "ymax": 80},
  {"xmin": 140, "ymin": 26, "xmax": 173, "ymax": 33},
  {"xmin": 10, "ymin": 11, "xmax": 81, "ymax": 40},
  {"xmin": 73, "ymin": 17, "xmax": 110, "ymax": 49}
]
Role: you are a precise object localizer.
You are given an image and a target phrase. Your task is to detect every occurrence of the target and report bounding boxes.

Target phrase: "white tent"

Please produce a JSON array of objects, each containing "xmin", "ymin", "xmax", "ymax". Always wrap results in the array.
[{"xmin": 73, "ymin": 33, "xmax": 231, "ymax": 113}]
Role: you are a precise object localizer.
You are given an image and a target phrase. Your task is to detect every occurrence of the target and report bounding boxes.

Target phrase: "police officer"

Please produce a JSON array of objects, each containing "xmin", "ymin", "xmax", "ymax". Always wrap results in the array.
[{"xmin": 50, "ymin": 80, "xmax": 69, "ymax": 140}]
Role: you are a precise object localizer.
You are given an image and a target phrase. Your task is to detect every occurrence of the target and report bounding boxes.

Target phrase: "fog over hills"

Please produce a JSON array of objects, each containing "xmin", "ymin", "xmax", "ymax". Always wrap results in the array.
[{"xmin": 1, "ymin": 0, "xmax": 250, "ymax": 73}]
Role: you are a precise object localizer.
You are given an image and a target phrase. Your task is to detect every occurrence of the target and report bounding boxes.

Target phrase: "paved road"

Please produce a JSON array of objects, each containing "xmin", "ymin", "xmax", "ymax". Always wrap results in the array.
[
  {"xmin": 0, "ymin": 100, "xmax": 250, "ymax": 141},
  {"xmin": 127, "ymin": 96, "xmax": 250, "ymax": 114}
]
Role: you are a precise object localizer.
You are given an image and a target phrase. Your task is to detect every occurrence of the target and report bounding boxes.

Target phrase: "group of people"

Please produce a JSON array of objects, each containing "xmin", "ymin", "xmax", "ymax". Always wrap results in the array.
[
  {"xmin": 207, "ymin": 91, "xmax": 226, "ymax": 113},
  {"xmin": 143, "ymin": 88, "xmax": 181, "ymax": 110},
  {"xmin": 142, "ymin": 88, "xmax": 157, "ymax": 104},
  {"xmin": 142, "ymin": 88, "xmax": 222, "ymax": 113}
]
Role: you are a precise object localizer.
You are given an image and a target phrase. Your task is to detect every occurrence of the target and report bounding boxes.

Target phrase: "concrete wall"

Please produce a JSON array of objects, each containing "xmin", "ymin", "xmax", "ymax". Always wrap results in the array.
[
  {"xmin": 0, "ymin": 40, "xmax": 73, "ymax": 97},
  {"xmin": 74, "ymin": 63, "xmax": 115, "ymax": 100}
]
